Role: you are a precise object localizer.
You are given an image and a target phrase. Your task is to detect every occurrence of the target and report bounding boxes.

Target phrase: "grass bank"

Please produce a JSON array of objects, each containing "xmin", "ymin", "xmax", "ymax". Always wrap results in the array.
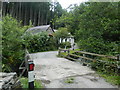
[{"xmin": 96, "ymin": 71, "xmax": 120, "ymax": 85}]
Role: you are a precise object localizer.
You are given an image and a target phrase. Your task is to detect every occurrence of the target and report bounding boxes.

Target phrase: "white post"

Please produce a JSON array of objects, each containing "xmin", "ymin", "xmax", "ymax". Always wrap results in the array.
[
  {"xmin": 59, "ymin": 38, "xmax": 61, "ymax": 43},
  {"xmin": 28, "ymin": 60, "xmax": 34, "ymax": 88}
]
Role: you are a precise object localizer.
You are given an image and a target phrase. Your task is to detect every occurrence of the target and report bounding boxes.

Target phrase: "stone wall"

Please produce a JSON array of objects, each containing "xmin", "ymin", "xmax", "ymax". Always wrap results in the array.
[{"xmin": 0, "ymin": 72, "xmax": 21, "ymax": 90}]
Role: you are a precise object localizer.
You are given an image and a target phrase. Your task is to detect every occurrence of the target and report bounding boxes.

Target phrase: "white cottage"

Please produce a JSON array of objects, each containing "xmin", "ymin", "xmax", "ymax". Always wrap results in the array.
[{"xmin": 59, "ymin": 33, "xmax": 75, "ymax": 49}]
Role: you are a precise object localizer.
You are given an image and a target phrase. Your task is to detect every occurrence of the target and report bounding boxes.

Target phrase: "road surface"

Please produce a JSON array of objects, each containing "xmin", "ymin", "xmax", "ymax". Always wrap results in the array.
[{"xmin": 30, "ymin": 51, "xmax": 117, "ymax": 88}]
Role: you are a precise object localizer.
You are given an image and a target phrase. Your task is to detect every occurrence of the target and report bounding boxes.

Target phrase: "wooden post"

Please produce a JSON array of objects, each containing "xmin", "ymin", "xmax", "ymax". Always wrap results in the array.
[
  {"xmin": 64, "ymin": 46, "xmax": 66, "ymax": 52},
  {"xmin": 73, "ymin": 43, "xmax": 75, "ymax": 50},
  {"xmin": 58, "ymin": 48, "xmax": 61, "ymax": 55},
  {"xmin": 68, "ymin": 49, "xmax": 70, "ymax": 54}
]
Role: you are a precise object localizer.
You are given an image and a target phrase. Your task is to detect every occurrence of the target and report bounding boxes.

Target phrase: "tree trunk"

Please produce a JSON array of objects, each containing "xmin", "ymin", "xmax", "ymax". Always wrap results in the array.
[
  {"xmin": 24, "ymin": 3, "xmax": 27, "ymax": 25},
  {"xmin": 33, "ymin": 9, "xmax": 36, "ymax": 26},
  {"xmin": 2, "ymin": 2, "xmax": 6, "ymax": 16},
  {"xmin": 18, "ymin": 2, "xmax": 21, "ymax": 22},
  {"xmin": 38, "ymin": 8, "xmax": 41, "ymax": 26},
  {"xmin": 30, "ymin": 3, "xmax": 32, "ymax": 25}
]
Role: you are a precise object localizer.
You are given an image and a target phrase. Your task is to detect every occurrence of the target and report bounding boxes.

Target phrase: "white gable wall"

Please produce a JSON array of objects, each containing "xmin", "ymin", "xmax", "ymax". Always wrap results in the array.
[{"xmin": 60, "ymin": 37, "xmax": 74, "ymax": 46}]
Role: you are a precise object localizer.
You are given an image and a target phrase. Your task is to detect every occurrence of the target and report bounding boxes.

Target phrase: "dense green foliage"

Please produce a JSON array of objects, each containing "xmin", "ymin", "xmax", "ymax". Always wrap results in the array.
[
  {"xmin": 2, "ymin": 15, "xmax": 58, "ymax": 72},
  {"xmin": 2, "ymin": 15, "xmax": 30, "ymax": 72},
  {"xmin": 56, "ymin": 2, "xmax": 120, "ymax": 55},
  {"xmin": 54, "ymin": 27, "xmax": 70, "ymax": 48},
  {"xmin": 23, "ymin": 32, "xmax": 57, "ymax": 53},
  {"xmin": 97, "ymin": 71, "xmax": 120, "ymax": 85},
  {"xmin": 59, "ymin": 42, "xmax": 71, "ymax": 49}
]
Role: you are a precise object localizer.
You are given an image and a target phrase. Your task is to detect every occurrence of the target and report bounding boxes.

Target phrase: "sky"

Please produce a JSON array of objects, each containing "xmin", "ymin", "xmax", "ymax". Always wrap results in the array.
[{"xmin": 57, "ymin": 0, "xmax": 88, "ymax": 9}]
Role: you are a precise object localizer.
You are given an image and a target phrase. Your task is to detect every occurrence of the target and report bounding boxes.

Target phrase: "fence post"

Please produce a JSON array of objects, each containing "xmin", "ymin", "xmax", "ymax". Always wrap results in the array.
[
  {"xmin": 68, "ymin": 49, "xmax": 70, "ymax": 54},
  {"xmin": 28, "ymin": 60, "xmax": 34, "ymax": 88},
  {"xmin": 58, "ymin": 48, "xmax": 61, "ymax": 55}
]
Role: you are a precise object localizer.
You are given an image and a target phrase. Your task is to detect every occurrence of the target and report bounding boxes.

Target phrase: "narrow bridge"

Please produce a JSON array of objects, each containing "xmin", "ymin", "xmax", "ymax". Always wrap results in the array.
[{"xmin": 30, "ymin": 51, "xmax": 118, "ymax": 88}]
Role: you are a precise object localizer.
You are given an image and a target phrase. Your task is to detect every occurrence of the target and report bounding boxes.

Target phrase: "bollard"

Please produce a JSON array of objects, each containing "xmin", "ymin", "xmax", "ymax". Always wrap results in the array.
[{"xmin": 28, "ymin": 61, "xmax": 34, "ymax": 88}]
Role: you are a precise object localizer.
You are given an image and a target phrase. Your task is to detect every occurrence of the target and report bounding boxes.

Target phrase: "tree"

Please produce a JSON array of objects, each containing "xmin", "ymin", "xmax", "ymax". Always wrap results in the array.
[
  {"xmin": 2, "ymin": 2, "xmax": 53, "ymax": 26},
  {"xmin": 50, "ymin": 2, "xmax": 65, "ymax": 29},
  {"xmin": 56, "ymin": 2, "xmax": 120, "ymax": 55},
  {"xmin": 75, "ymin": 2, "xmax": 119, "ymax": 54},
  {"xmin": 2, "ymin": 15, "xmax": 28, "ymax": 72},
  {"xmin": 54, "ymin": 27, "xmax": 70, "ymax": 47}
]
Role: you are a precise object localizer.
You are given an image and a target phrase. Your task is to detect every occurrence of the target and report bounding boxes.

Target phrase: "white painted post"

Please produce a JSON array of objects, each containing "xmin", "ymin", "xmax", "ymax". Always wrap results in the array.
[
  {"xmin": 28, "ymin": 60, "xmax": 34, "ymax": 88},
  {"xmin": 71, "ymin": 37, "xmax": 74, "ymax": 50},
  {"xmin": 59, "ymin": 38, "xmax": 61, "ymax": 43},
  {"xmin": 65, "ymin": 45, "xmax": 66, "ymax": 49}
]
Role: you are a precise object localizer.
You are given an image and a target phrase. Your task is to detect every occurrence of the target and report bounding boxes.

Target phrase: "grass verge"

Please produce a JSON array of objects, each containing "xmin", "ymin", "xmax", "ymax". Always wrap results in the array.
[
  {"xmin": 57, "ymin": 49, "xmax": 80, "ymax": 58},
  {"xmin": 19, "ymin": 77, "xmax": 43, "ymax": 88},
  {"xmin": 96, "ymin": 71, "xmax": 120, "ymax": 85}
]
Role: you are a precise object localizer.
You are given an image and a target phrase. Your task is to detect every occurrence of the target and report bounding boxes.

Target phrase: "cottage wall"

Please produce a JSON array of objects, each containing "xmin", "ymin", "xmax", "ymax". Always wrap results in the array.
[{"xmin": 60, "ymin": 37, "xmax": 74, "ymax": 46}]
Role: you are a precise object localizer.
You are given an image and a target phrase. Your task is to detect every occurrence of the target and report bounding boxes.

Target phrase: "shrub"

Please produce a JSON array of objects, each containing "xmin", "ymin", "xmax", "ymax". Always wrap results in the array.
[
  {"xmin": 54, "ymin": 27, "xmax": 70, "ymax": 48},
  {"xmin": 2, "ymin": 15, "xmax": 28, "ymax": 72},
  {"xmin": 23, "ymin": 32, "xmax": 57, "ymax": 53},
  {"xmin": 59, "ymin": 42, "xmax": 71, "ymax": 49}
]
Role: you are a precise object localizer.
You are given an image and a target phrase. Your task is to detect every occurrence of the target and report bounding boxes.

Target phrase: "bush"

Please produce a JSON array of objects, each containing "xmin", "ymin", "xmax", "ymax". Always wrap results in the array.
[
  {"xmin": 23, "ymin": 32, "xmax": 57, "ymax": 53},
  {"xmin": 77, "ymin": 35, "xmax": 119, "ymax": 55},
  {"xmin": 59, "ymin": 42, "xmax": 71, "ymax": 49},
  {"xmin": 54, "ymin": 27, "xmax": 70, "ymax": 48},
  {"xmin": 2, "ymin": 15, "xmax": 29, "ymax": 73}
]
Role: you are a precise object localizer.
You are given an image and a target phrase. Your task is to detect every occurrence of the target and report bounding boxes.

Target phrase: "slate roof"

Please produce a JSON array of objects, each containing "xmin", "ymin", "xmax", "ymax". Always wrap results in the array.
[{"xmin": 25, "ymin": 25, "xmax": 54, "ymax": 34}]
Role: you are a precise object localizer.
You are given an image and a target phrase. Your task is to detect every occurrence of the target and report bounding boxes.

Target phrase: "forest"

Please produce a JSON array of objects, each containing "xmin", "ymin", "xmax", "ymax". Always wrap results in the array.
[
  {"xmin": 1, "ymin": 1, "xmax": 120, "ymax": 78},
  {"xmin": 2, "ymin": 2, "xmax": 65, "ymax": 26}
]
